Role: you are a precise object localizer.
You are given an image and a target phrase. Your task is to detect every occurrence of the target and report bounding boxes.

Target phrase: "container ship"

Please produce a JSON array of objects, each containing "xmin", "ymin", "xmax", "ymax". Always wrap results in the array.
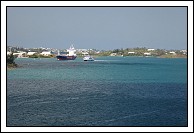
[{"xmin": 56, "ymin": 45, "xmax": 77, "ymax": 60}]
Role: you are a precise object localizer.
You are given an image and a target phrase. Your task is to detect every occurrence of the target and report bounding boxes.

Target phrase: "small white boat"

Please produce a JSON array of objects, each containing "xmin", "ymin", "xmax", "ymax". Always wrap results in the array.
[{"xmin": 83, "ymin": 56, "xmax": 94, "ymax": 61}]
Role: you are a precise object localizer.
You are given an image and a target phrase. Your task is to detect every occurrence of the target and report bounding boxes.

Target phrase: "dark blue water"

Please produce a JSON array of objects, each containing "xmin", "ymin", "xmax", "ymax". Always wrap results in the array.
[{"xmin": 7, "ymin": 57, "xmax": 187, "ymax": 126}]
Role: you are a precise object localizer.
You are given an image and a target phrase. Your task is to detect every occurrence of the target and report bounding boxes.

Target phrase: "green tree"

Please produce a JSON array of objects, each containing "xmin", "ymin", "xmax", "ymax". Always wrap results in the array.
[
  {"xmin": 7, "ymin": 53, "xmax": 15, "ymax": 64},
  {"xmin": 7, "ymin": 53, "xmax": 17, "ymax": 67}
]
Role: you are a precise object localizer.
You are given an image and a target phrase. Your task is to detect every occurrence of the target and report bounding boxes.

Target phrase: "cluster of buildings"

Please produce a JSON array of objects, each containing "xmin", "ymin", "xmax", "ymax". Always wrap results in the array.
[
  {"xmin": 110, "ymin": 48, "xmax": 187, "ymax": 57},
  {"xmin": 7, "ymin": 46, "xmax": 187, "ymax": 58},
  {"xmin": 7, "ymin": 50, "xmax": 53, "ymax": 58},
  {"xmin": 7, "ymin": 46, "xmax": 57, "ymax": 58},
  {"xmin": 76, "ymin": 49, "xmax": 100, "ymax": 56}
]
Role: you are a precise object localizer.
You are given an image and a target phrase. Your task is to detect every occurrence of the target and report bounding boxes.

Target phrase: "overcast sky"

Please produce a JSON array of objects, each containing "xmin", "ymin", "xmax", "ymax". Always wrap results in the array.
[{"xmin": 7, "ymin": 7, "xmax": 187, "ymax": 50}]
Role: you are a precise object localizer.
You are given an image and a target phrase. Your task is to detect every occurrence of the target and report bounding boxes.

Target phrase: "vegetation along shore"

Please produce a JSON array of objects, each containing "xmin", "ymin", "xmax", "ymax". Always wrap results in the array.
[
  {"xmin": 7, "ymin": 53, "xmax": 18, "ymax": 69},
  {"xmin": 7, "ymin": 46, "xmax": 187, "ymax": 59}
]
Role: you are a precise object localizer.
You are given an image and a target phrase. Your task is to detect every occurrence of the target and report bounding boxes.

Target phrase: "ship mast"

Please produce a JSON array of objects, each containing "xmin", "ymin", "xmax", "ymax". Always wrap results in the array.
[{"xmin": 70, "ymin": 44, "xmax": 74, "ymax": 50}]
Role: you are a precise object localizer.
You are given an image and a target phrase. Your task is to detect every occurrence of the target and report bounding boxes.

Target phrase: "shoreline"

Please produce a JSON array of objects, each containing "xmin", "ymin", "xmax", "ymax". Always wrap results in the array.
[
  {"xmin": 7, "ymin": 63, "xmax": 18, "ymax": 70},
  {"xmin": 15, "ymin": 55, "xmax": 187, "ymax": 59}
]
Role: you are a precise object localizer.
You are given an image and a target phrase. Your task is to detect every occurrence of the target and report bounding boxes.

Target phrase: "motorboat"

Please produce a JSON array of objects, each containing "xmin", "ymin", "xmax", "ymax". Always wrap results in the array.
[{"xmin": 83, "ymin": 56, "xmax": 94, "ymax": 61}]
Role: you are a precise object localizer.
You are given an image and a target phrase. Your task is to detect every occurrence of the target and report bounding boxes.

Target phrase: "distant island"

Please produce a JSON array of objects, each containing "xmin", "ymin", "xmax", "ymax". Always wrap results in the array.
[
  {"xmin": 6, "ymin": 46, "xmax": 187, "ymax": 69},
  {"xmin": 7, "ymin": 46, "xmax": 187, "ymax": 61}
]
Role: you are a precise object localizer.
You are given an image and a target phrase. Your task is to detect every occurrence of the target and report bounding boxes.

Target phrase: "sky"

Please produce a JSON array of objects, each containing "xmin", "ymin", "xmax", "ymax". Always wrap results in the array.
[{"xmin": 7, "ymin": 7, "xmax": 187, "ymax": 50}]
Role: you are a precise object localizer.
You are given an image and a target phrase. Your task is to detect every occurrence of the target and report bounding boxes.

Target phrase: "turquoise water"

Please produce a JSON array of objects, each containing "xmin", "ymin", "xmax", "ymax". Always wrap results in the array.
[{"xmin": 7, "ymin": 57, "xmax": 187, "ymax": 126}]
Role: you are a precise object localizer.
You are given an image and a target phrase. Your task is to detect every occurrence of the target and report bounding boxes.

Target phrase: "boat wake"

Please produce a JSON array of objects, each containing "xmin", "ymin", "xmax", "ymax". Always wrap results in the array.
[{"xmin": 94, "ymin": 60, "xmax": 120, "ymax": 62}]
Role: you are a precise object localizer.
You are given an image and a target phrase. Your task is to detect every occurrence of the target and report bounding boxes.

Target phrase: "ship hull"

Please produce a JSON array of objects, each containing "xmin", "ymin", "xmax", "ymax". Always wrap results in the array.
[{"xmin": 56, "ymin": 55, "xmax": 77, "ymax": 60}]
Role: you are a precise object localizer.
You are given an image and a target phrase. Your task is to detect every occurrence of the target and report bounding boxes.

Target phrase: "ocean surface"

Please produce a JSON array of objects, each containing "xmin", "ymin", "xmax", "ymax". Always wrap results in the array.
[{"xmin": 7, "ymin": 56, "xmax": 187, "ymax": 126}]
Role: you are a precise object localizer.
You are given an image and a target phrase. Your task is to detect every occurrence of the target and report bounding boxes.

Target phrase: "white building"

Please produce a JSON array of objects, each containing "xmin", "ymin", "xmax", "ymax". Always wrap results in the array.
[
  {"xmin": 7, "ymin": 52, "xmax": 12, "ymax": 55},
  {"xmin": 180, "ymin": 50, "xmax": 187, "ymax": 55},
  {"xmin": 144, "ymin": 52, "xmax": 151, "ymax": 56},
  {"xmin": 40, "ymin": 51, "xmax": 52, "ymax": 56},
  {"xmin": 110, "ymin": 53, "xmax": 117, "ymax": 56},
  {"xmin": 27, "ymin": 52, "xmax": 37, "ymax": 55},
  {"xmin": 147, "ymin": 49, "xmax": 155, "ymax": 51},
  {"xmin": 82, "ymin": 51, "xmax": 89, "ymax": 56},
  {"xmin": 76, "ymin": 49, "xmax": 87, "ymax": 52},
  {"xmin": 13, "ymin": 52, "xmax": 27, "ymax": 58},
  {"xmin": 128, "ymin": 52, "xmax": 135, "ymax": 54},
  {"xmin": 13, "ymin": 52, "xmax": 26, "ymax": 55},
  {"xmin": 169, "ymin": 51, "xmax": 176, "ymax": 55},
  {"xmin": 180, "ymin": 50, "xmax": 187, "ymax": 52}
]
